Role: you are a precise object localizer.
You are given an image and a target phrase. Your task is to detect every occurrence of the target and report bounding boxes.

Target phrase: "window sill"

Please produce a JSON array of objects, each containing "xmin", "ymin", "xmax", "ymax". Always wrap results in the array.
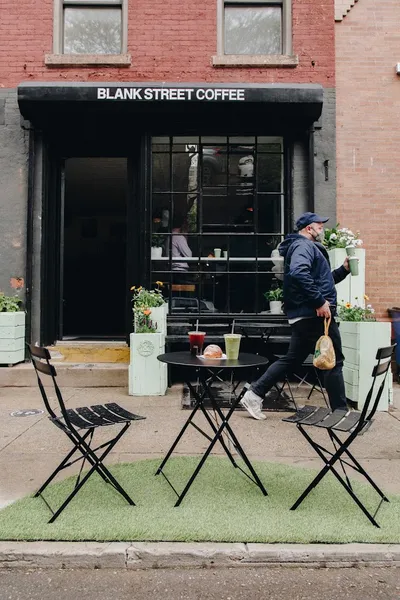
[
  {"xmin": 44, "ymin": 54, "xmax": 132, "ymax": 67},
  {"xmin": 212, "ymin": 54, "xmax": 298, "ymax": 68}
]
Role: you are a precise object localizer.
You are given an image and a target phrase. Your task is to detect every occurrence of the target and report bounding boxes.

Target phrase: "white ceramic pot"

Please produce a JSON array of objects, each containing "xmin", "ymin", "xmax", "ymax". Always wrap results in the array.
[
  {"xmin": 269, "ymin": 301, "xmax": 282, "ymax": 314},
  {"xmin": 151, "ymin": 246, "xmax": 163, "ymax": 259},
  {"xmin": 0, "ymin": 311, "xmax": 25, "ymax": 365}
]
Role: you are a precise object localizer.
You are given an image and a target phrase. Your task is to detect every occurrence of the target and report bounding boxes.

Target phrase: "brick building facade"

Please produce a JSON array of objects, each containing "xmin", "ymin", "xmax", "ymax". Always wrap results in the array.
[
  {"xmin": 0, "ymin": 0, "xmax": 337, "ymax": 344},
  {"xmin": 336, "ymin": 0, "xmax": 400, "ymax": 317}
]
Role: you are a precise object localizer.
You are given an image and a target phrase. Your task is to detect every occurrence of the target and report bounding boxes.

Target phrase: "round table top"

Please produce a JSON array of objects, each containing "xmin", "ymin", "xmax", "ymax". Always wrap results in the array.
[{"xmin": 157, "ymin": 351, "xmax": 269, "ymax": 369}]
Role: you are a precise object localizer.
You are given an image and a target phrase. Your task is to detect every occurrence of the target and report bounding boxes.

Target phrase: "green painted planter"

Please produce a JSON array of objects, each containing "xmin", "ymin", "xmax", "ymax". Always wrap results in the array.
[
  {"xmin": 328, "ymin": 248, "xmax": 365, "ymax": 306},
  {"xmin": 0, "ymin": 312, "xmax": 25, "ymax": 365},
  {"xmin": 340, "ymin": 321, "xmax": 392, "ymax": 411},
  {"xmin": 129, "ymin": 332, "xmax": 167, "ymax": 396}
]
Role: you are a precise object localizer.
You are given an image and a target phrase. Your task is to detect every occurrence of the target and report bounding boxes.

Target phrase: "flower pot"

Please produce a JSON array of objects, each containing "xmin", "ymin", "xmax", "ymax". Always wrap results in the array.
[
  {"xmin": 129, "ymin": 332, "xmax": 167, "ymax": 396},
  {"xmin": 151, "ymin": 246, "xmax": 163, "ymax": 259},
  {"xmin": 134, "ymin": 305, "xmax": 167, "ymax": 334},
  {"xmin": 340, "ymin": 321, "xmax": 392, "ymax": 411},
  {"xmin": 327, "ymin": 248, "xmax": 365, "ymax": 306},
  {"xmin": 269, "ymin": 301, "xmax": 282, "ymax": 314},
  {"xmin": 0, "ymin": 311, "xmax": 25, "ymax": 365}
]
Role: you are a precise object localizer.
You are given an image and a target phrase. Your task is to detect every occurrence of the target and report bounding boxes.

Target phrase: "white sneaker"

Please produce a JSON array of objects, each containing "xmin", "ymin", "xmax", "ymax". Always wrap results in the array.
[{"xmin": 240, "ymin": 390, "xmax": 266, "ymax": 420}]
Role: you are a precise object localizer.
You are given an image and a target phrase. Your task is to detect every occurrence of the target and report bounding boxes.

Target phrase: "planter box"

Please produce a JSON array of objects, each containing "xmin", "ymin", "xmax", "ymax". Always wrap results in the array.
[
  {"xmin": 134, "ymin": 304, "xmax": 168, "ymax": 335},
  {"xmin": 0, "ymin": 312, "xmax": 25, "ymax": 365},
  {"xmin": 340, "ymin": 321, "xmax": 392, "ymax": 411},
  {"xmin": 128, "ymin": 332, "xmax": 167, "ymax": 396},
  {"xmin": 328, "ymin": 248, "xmax": 365, "ymax": 307}
]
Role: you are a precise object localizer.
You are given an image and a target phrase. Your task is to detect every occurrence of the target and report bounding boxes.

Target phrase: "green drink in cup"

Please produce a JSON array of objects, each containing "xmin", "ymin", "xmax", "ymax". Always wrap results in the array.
[{"xmin": 224, "ymin": 333, "xmax": 242, "ymax": 359}]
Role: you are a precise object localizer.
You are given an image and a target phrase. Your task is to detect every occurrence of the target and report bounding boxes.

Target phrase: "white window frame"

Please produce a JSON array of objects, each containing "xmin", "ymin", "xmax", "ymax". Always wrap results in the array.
[
  {"xmin": 215, "ymin": 0, "xmax": 296, "ymax": 67},
  {"xmin": 52, "ymin": 0, "xmax": 128, "ymax": 55}
]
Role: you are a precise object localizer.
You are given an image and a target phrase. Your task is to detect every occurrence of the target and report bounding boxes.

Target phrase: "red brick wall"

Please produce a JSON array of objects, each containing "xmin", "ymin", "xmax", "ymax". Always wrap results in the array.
[
  {"xmin": 336, "ymin": 0, "xmax": 400, "ymax": 318},
  {"xmin": 0, "ymin": 0, "xmax": 334, "ymax": 87}
]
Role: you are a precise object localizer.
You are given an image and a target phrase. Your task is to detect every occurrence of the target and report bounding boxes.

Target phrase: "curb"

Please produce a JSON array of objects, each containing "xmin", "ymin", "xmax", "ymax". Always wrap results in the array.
[{"xmin": 1, "ymin": 542, "xmax": 400, "ymax": 570}]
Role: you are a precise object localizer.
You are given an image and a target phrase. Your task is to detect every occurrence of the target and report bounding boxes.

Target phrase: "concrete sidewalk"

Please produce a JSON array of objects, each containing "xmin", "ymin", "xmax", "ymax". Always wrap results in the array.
[{"xmin": 0, "ymin": 382, "xmax": 399, "ymax": 569}]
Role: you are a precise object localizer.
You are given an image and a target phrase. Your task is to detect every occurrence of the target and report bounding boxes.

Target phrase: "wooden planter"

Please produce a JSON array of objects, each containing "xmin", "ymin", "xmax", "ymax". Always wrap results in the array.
[
  {"xmin": 128, "ymin": 333, "xmax": 167, "ymax": 396},
  {"xmin": 0, "ymin": 312, "xmax": 25, "ymax": 365},
  {"xmin": 340, "ymin": 321, "xmax": 392, "ymax": 411},
  {"xmin": 134, "ymin": 304, "xmax": 168, "ymax": 335},
  {"xmin": 328, "ymin": 248, "xmax": 366, "ymax": 306}
]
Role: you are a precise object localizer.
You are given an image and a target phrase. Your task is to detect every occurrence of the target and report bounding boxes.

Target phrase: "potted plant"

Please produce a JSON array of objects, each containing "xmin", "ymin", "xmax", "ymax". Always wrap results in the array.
[
  {"xmin": 264, "ymin": 286, "xmax": 283, "ymax": 314},
  {"xmin": 151, "ymin": 233, "xmax": 164, "ymax": 259},
  {"xmin": 323, "ymin": 224, "xmax": 365, "ymax": 306},
  {"xmin": 0, "ymin": 292, "xmax": 25, "ymax": 365},
  {"xmin": 129, "ymin": 283, "xmax": 167, "ymax": 396},
  {"xmin": 338, "ymin": 296, "xmax": 392, "ymax": 411}
]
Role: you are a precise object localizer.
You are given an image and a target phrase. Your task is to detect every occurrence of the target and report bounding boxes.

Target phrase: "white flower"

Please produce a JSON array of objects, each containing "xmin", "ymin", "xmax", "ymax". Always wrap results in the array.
[
  {"xmin": 370, "ymin": 308, "xmax": 375, "ymax": 313},
  {"xmin": 329, "ymin": 233, "xmax": 337, "ymax": 241},
  {"xmin": 355, "ymin": 239, "xmax": 363, "ymax": 246}
]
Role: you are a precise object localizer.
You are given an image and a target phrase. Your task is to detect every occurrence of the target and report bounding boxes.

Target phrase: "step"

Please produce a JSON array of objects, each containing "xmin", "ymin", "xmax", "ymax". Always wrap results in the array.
[
  {"xmin": 48, "ymin": 341, "xmax": 130, "ymax": 364},
  {"xmin": 0, "ymin": 362, "xmax": 128, "ymax": 388}
]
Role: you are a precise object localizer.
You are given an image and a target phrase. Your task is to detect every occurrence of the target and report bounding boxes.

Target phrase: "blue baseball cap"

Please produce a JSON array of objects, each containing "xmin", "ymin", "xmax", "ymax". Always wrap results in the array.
[{"xmin": 295, "ymin": 212, "xmax": 329, "ymax": 231}]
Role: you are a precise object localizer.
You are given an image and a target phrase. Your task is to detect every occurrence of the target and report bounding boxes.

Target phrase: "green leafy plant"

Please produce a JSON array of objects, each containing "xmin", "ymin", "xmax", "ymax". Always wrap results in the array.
[
  {"xmin": 0, "ymin": 293, "xmax": 22, "ymax": 313},
  {"xmin": 323, "ymin": 224, "xmax": 363, "ymax": 250},
  {"xmin": 131, "ymin": 283, "xmax": 165, "ymax": 333},
  {"xmin": 337, "ymin": 296, "xmax": 376, "ymax": 322},
  {"xmin": 151, "ymin": 233, "xmax": 165, "ymax": 247},
  {"xmin": 264, "ymin": 287, "xmax": 283, "ymax": 302}
]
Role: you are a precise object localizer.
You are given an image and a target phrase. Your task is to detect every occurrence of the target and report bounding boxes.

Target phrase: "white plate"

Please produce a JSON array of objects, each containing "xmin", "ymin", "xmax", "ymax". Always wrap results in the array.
[{"xmin": 198, "ymin": 353, "xmax": 227, "ymax": 360}]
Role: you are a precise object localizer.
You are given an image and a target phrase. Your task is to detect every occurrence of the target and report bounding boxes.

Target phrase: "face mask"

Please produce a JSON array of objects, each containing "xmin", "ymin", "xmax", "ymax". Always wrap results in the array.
[{"xmin": 309, "ymin": 226, "xmax": 324, "ymax": 243}]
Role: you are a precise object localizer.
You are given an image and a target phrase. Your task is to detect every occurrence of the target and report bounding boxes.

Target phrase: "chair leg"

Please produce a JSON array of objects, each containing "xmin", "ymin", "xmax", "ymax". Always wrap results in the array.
[
  {"xmin": 35, "ymin": 429, "xmax": 93, "ymax": 497},
  {"xmin": 290, "ymin": 426, "xmax": 384, "ymax": 527},
  {"xmin": 46, "ymin": 424, "xmax": 135, "ymax": 523}
]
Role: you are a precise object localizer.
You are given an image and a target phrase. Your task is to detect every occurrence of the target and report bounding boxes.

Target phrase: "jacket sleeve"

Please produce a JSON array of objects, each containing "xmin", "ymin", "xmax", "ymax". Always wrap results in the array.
[
  {"xmin": 332, "ymin": 265, "xmax": 349, "ymax": 284},
  {"xmin": 288, "ymin": 244, "xmax": 326, "ymax": 308}
]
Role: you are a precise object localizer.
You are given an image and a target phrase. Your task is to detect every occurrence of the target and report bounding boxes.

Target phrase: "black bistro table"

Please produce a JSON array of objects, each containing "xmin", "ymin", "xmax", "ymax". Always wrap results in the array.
[{"xmin": 156, "ymin": 351, "xmax": 270, "ymax": 506}]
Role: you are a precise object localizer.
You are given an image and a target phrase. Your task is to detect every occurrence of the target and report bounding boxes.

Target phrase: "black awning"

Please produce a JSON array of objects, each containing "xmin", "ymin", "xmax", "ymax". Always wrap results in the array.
[{"xmin": 18, "ymin": 81, "xmax": 323, "ymax": 127}]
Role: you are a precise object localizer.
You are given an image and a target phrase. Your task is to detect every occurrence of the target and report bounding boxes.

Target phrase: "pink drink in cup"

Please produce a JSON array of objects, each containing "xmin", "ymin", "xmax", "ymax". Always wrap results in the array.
[{"xmin": 188, "ymin": 331, "xmax": 206, "ymax": 356}]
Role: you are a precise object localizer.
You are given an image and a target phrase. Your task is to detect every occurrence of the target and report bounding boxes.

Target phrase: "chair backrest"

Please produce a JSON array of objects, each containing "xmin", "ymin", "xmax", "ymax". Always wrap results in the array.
[
  {"xmin": 358, "ymin": 344, "xmax": 396, "ymax": 427},
  {"xmin": 27, "ymin": 344, "xmax": 70, "ymax": 425}
]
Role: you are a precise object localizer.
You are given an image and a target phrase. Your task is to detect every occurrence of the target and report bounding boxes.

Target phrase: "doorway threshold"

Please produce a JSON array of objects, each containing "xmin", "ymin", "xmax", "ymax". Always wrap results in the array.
[{"xmin": 49, "ymin": 340, "xmax": 129, "ymax": 364}]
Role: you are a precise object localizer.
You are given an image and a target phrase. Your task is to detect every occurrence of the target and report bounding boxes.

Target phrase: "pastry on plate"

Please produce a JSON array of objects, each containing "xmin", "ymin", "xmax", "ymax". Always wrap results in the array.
[{"xmin": 203, "ymin": 344, "xmax": 223, "ymax": 358}]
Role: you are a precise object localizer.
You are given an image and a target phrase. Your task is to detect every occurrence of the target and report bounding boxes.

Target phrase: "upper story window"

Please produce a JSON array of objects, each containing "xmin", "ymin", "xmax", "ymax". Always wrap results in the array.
[
  {"xmin": 46, "ymin": 0, "xmax": 130, "ymax": 65},
  {"xmin": 214, "ymin": 0, "xmax": 297, "ymax": 67},
  {"xmin": 63, "ymin": 0, "xmax": 123, "ymax": 54}
]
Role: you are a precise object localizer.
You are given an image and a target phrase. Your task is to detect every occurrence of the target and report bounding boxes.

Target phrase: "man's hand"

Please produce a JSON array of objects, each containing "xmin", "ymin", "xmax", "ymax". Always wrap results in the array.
[
  {"xmin": 316, "ymin": 300, "xmax": 331, "ymax": 318},
  {"xmin": 343, "ymin": 256, "xmax": 350, "ymax": 271}
]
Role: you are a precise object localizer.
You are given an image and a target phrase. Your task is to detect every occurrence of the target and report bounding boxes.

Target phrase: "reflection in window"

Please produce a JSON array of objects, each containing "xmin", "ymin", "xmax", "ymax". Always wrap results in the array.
[
  {"xmin": 63, "ymin": 2, "xmax": 122, "ymax": 54},
  {"xmin": 151, "ymin": 136, "xmax": 286, "ymax": 314},
  {"xmin": 224, "ymin": 5, "xmax": 282, "ymax": 55}
]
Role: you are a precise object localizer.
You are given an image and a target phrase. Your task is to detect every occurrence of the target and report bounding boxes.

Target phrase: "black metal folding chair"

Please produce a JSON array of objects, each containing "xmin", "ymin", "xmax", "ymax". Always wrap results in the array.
[
  {"xmin": 28, "ymin": 344, "xmax": 146, "ymax": 523},
  {"xmin": 283, "ymin": 344, "xmax": 396, "ymax": 527}
]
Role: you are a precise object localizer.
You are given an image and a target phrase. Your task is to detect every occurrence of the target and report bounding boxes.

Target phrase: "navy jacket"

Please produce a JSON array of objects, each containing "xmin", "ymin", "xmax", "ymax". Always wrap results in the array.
[{"xmin": 279, "ymin": 234, "xmax": 349, "ymax": 319}]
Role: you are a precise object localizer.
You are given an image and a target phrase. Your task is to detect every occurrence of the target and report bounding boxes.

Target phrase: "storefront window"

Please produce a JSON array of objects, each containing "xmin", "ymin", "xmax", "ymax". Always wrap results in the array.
[{"xmin": 151, "ymin": 136, "xmax": 285, "ymax": 315}]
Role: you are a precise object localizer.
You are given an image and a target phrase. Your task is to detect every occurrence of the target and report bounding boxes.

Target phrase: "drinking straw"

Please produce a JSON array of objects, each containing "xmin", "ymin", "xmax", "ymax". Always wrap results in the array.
[
  {"xmin": 231, "ymin": 319, "xmax": 235, "ymax": 334},
  {"xmin": 196, "ymin": 319, "xmax": 199, "ymax": 332}
]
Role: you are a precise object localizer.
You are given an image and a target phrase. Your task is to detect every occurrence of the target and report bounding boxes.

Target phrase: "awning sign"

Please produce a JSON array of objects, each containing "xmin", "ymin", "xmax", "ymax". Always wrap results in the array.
[{"xmin": 97, "ymin": 87, "xmax": 246, "ymax": 101}]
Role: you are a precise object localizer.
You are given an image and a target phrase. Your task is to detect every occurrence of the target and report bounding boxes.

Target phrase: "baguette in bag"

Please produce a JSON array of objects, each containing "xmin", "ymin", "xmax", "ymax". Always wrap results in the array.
[{"xmin": 313, "ymin": 317, "xmax": 336, "ymax": 370}]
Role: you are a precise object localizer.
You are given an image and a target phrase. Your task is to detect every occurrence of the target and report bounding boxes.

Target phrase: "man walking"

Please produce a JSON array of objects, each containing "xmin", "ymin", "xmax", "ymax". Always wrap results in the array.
[{"xmin": 241, "ymin": 212, "xmax": 350, "ymax": 420}]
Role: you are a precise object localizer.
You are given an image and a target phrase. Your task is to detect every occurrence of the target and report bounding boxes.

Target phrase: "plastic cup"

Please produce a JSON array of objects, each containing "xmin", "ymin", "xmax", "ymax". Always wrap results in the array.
[
  {"xmin": 224, "ymin": 333, "xmax": 242, "ymax": 360},
  {"xmin": 188, "ymin": 331, "xmax": 206, "ymax": 356},
  {"xmin": 214, "ymin": 248, "xmax": 221, "ymax": 258},
  {"xmin": 349, "ymin": 257, "xmax": 359, "ymax": 276},
  {"xmin": 346, "ymin": 246, "xmax": 356, "ymax": 257}
]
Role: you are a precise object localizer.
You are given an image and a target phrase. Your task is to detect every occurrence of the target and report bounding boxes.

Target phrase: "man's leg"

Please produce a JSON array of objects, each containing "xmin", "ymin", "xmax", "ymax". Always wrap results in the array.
[
  {"xmin": 240, "ymin": 319, "xmax": 317, "ymax": 419},
  {"xmin": 322, "ymin": 319, "xmax": 348, "ymax": 411}
]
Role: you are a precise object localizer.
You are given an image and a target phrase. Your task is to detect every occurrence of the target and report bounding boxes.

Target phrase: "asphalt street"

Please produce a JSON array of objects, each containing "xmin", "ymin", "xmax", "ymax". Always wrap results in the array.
[{"xmin": 0, "ymin": 567, "xmax": 399, "ymax": 600}]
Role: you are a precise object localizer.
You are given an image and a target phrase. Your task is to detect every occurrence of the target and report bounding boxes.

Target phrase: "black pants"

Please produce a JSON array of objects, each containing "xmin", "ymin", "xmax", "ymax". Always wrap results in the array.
[{"xmin": 251, "ymin": 317, "xmax": 348, "ymax": 411}]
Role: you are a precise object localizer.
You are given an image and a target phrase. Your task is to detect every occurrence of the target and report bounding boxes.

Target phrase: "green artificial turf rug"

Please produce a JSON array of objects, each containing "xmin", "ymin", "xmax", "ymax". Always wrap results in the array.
[{"xmin": 0, "ymin": 456, "xmax": 399, "ymax": 543}]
